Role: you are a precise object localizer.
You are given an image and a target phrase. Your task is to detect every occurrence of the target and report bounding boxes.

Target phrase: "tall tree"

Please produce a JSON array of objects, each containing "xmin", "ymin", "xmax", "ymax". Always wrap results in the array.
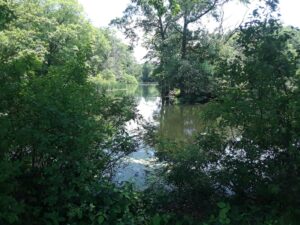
[
  {"xmin": 0, "ymin": 1, "xmax": 138, "ymax": 224},
  {"xmin": 112, "ymin": 0, "xmax": 249, "ymax": 101}
]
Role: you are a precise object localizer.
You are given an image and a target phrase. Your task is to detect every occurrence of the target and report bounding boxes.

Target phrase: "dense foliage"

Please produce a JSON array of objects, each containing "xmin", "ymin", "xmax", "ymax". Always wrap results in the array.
[
  {"xmin": 0, "ymin": 0, "xmax": 143, "ymax": 224},
  {"xmin": 150, "ymin": 4, "xmax": 300, "ymax": 225},
  {"xmin": 112, "ymin": 0, "xmax": 249, "ymax": 102},
  {"xmin": 1, "ymin": 0, "xmax": 300, "ymax": 225},
  {"xmin": 87, "ymin": 28, "xmax": 141, "ymax": 88}
]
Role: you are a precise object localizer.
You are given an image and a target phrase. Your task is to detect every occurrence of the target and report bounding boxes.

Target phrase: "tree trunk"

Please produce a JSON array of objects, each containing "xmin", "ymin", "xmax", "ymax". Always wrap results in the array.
[{"xmin": 181, "ymin": 19, "xmax": 188, "ymax": 60}]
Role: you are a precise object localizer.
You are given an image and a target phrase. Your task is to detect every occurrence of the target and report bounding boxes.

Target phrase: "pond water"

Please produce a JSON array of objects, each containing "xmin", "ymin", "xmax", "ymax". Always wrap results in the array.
[{"xmin": 112, "ymin": 84, "xmax": 204, "ymax": 189}]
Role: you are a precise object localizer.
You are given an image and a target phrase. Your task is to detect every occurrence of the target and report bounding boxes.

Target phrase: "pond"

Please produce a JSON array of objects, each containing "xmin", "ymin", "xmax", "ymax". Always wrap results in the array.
[{"xmin": 112, "ymin": 84, "xmax": 204, "ymax": 189}]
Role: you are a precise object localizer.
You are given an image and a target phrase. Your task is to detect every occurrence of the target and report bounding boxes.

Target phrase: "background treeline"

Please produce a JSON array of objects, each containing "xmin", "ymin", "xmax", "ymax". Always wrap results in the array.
[
  {"xmin": 87, "ymin": 28, "xmax": 142, "ymax": 87},
  {"xmin": 112, "ymin": 0, "xmax": 231, "ymax": 102},
  {"xmin": 113, "ymin": 0, "xmax": 300, "ymax": 104},
  {"xmin": 0, "ymin": 0, "xmax": 143, "ymax": 90}
]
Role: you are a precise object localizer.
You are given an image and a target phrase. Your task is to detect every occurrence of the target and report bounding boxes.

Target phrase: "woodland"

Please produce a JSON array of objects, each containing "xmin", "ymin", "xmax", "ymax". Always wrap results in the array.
[{"xmin": 1, "ymin": 0, "xmax": 300, "ymax": 224}]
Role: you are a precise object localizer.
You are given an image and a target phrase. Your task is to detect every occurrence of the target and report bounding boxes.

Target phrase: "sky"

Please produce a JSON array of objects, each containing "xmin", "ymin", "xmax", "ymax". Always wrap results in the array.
[{"xmin": 78, "ymin": 0, "xmax": 300, "ymax": 61}]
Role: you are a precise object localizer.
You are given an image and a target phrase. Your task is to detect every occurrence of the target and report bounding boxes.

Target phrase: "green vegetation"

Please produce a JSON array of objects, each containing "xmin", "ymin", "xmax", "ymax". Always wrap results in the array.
[
  {"xmin": 1, "ymin": 0, "xmax": 300, "ymax": 224},
  {"xmin": 141, "ymin": 62, "xmax": 155, "ymax": 83},
  {"xmin": 87, "ymin": 29, "xmax": 141, "ymax": 88},
  {"xmin": 0, "ymin": 0, "xmax": 141, "ymax": 224},
  {"xmin": 143, "ymin": 3, "xmax": 300, "ymax": 225},
  {"xmin": 112, "ymin": 0, "xmax": 233, "ymax": 102}
]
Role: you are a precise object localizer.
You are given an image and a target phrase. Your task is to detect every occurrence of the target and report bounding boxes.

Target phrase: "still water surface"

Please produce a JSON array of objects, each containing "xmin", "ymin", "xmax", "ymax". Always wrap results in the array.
[{"xmin": 112, "ymin": 84, "xmax": 204, "ymax": 189}]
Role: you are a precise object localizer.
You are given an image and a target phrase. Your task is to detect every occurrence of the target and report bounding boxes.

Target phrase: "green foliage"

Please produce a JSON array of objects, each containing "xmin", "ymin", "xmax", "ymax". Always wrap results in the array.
[
  {"xmin": 0, "ymin": 0, "xmax": 15, "ymax": 30},
  {"xmin": 88, "ymin": 70, "xmax": 117, "ymax": 88},
  {"xmin": 87, "ymin": 28, "xmax": 142, "ymax": 87},
  {"xmin": 113, "ymin": 0, "xmax": 242, "ymax": 101},
  {"xmin": 65, "ymin": 182, "xmax": 149, "ymax": 225},
  {"xmin": 150, "ymin": 7, "xmax": 300, "ymax": 225},
  {"xmin": 141, "ymin": 62, "xmax": 155, "ymax": 82},
  {"xmin": 0, "ymin": 161, "xmax": 22, "ymax": 224},
  {"xmin": 2, "ymin": 0, "xmax": 300, "ymax": 225},
  {"xmin": 103, "ymin": 29, "xmax": 141, "ymax": 81},
  {"xmin": 0, "ymin": 0, "xmax": 141, "ymax": 224},
  {"xmin": 120, "ymin": 74, "xmax": 139, "ymax": 85}
]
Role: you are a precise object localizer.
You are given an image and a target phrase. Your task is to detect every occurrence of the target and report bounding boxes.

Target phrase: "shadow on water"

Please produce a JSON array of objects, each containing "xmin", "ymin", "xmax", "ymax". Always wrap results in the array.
[
  {"xmin": 158, "ymin": 104, "xmax": 204, "ymax": 142},
  {"xmin": 112, "ymin": 84, "xmax": 205, "ymax": 189}
]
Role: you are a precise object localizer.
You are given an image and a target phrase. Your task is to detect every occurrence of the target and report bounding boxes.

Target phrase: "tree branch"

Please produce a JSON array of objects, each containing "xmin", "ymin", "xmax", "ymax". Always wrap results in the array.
[{"xmin": 187, "ymin": 0, "xmax": 220, "ymax": 24}]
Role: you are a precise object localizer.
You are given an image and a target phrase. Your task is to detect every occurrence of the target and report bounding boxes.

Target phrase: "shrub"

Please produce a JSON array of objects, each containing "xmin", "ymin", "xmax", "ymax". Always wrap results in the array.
[{"xmin": 120, "ymin": 74, "xmax": 139, "ymax": 85}]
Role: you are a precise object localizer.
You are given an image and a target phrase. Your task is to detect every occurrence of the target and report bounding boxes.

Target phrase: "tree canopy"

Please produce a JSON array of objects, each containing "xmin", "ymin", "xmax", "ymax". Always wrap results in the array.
[{"xmin": 1, "ymin": 0, "xmax": 300, "ymax": 224}]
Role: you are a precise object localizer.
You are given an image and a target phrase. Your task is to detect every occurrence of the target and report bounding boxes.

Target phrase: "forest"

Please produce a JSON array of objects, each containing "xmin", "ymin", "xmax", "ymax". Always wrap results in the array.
[{"xmin": 0, "ymin": 0, "xmax": 300, "ymax": 224}]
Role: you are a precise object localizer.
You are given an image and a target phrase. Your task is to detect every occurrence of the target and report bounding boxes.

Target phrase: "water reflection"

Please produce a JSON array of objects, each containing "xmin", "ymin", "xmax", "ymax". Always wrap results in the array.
[
  {"xmin": 158, "ymin": 104, "xmax": 204, "ymax": 141},
  {"xmin": 113, "ymin": 84, "xmax": 204, "ymax": 189}
]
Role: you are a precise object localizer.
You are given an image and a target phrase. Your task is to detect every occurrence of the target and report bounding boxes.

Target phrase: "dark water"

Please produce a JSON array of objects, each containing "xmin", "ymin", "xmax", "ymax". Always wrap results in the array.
[{"xmin": 113, "ymin": 84, "xmax": 204, "ymax": 189}]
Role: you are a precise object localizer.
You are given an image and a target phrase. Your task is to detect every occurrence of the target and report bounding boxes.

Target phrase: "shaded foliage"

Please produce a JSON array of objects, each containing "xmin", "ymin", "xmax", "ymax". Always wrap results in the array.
[
  {"xmin": 151, "ymin": 7, "xmax": 300, "ymax": 224},
  {"xmin": 0, "ymin": 0, "xmax": 142, "ymax": 224}
]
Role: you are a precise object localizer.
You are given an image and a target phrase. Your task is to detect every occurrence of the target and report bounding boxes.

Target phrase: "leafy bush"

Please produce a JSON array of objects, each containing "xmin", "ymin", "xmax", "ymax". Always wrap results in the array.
[
  {"xmin": 88, "ymin": 71, "xmax": 117, "ymax": 87},
  {"xmin": 0, "ymin": 1, "xmax": 139, "ymax": 224},
  {"xmin": 120, "ymin": 74, "xmax": 139, "ymax": 85},
  {"xmin": 152, "ymin": 16, "xmax": 300, "ymax": 224}
]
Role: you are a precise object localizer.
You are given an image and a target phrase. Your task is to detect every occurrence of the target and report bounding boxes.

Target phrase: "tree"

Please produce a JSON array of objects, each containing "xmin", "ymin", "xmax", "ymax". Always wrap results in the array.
[
  {"xmin": 0, "ymin": 0, "xmax": 15, "ymax": 30},
  {"xmin": 154, "ymin": 2, "xmax": 300, "ymax": 223},
  {"xmin": 111, "ymin": 0, "xmax": 178, "ymax": 98},
  {"xmin": 141, "ymin": 62, "xmax": 154, "ymax": 82},
  {"xmin": 113, "ymin": 0, "xmax": 249, "ymax": 102},
  {"xmin": 0, "ymin": 1, "xmax": 140, "ymax": 224}
]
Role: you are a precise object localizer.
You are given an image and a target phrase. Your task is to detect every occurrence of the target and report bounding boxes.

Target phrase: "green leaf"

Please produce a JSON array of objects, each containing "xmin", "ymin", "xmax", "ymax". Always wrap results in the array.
[
  {"xmin": 152, "ymin": 214, "xmax": 161, "ymax": 225},
  {"xmin": 217, "ymin": 202, "xmax": 226, "ymax": 209},
  {"xmin": 97, "ymin": 215, "xmax": 105, "ymax": 224}
]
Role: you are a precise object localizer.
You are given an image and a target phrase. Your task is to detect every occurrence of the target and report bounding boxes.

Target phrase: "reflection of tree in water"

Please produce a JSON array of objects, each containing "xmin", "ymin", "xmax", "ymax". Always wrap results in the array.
[
  {"xmin": 141, "ymin": 84, "xmax": 160, "ymax": 99},
  {"xmin": 158, "ymin": 104, "xmax": 204, "ymax": 141},
  {"xmin": 114, "ymin": 84, "xmax": 205, "ymax": 188},
  {"xmin": 123, "ymin": 84, "xmax": 205, "ymax": 143},
  {"xmin": 142, "ymin": 85, "xmax": 149, "ymax": 97},
  {"xmin": 130, "ymin": 84, "xmax": 160, "ymax": 100},
  {"xmin": 107, "ymin": 84, "xmax": 138, "ymax": 97}
]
